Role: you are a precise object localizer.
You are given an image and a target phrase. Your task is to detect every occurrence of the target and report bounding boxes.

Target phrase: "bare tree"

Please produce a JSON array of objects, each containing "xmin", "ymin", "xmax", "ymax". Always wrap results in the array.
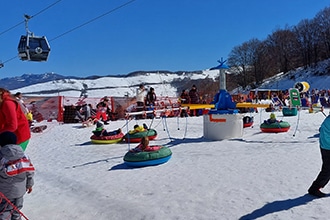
[
  {"xmin": 314, "ymin": 7, "xmax": 330, "ymax": 59},
  {"xmin": 294, "ymin": 18, "xmax": 321, "ymax": 67},
  {"xmin": 264, "ymin": 27, "xmax": 299, "ymax": 73}
]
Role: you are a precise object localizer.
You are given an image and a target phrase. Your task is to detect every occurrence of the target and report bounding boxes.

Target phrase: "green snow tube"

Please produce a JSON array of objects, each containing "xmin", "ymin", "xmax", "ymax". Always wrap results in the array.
[
  {"xmin": 123, "ymin": 146, "xmax": 172, "ymax": 167},
  {"xmin": 123, "ymin": 129, "xmax": 157, "ymax": 143},
  {"xmin": 282, "ymin": 107, "xmax": 298, "ymax": 116},
  {"xmin": 260, "ymin": 121, "xmax": 290, "ymax": 133}
]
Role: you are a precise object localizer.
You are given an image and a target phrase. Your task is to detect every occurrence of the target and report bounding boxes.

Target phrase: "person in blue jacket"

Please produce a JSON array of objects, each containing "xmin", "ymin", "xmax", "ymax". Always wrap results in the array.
[{"xmin": 308, "ymin": 115, "xmax": 330, "ymax": 197}]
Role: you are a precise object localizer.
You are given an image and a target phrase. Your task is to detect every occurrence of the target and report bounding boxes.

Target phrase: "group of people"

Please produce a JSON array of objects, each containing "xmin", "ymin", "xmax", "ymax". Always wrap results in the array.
[
  {"xmin": 75, "ymin": 96, "xmax": 114, "ymax": 125},
  {"xmin": 136, "ymin": 83, "xmax": 202, "ymax": 118},
  {"xmin": 180, "ymin": 84, "xmax": 200, "ymax": 117},
  {"xmin": 136, "ymin": 85, "xmax": 157, "ymax": 108},
  {"xmin": 75, "ymin": 103, "xmax": 94, "ymax": 123},
  {"xmin": 135, "ymin": 84, "xmax": 157, "ymax": 119}
]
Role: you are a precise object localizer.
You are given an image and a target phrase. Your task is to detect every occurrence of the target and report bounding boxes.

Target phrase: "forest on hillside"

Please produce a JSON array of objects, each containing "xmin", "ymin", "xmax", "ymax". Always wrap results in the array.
[{"xmin": 226, "ymin": 6, "xmax": 330, "ymax": 90}]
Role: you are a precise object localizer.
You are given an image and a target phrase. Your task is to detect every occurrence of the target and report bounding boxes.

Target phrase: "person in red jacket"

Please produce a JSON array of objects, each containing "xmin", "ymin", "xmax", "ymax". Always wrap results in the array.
[{"xmin": 0, "ymin": 88, "xmax": 31, "ymax": 151}]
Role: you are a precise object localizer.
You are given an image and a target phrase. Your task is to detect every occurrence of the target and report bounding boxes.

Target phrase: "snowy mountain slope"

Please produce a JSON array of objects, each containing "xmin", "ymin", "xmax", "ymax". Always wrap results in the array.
[
  {"xmin": 11, "ymin": 70, "xmax": 220, "ymax": 97},
  {"xmin": 6, "ymin": 59, "xmax": 330, "ymax": 98},
  {"xmin": 258, "ymin": 59, "xmax": 330, "ymax": 91}
]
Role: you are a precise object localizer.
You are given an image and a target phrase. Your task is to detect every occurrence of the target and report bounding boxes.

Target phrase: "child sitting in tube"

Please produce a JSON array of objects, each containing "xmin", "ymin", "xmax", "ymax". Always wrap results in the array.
[
  {"xmin": 130, "ymin": 136, "xmax": 161, "ymax": 152},
  {"xmin": 92, "ymin": 121, "xmax": 121, "ymax": 137},
  {"xmin": 264, "ymin": 113, "xmax": 282, "ymax": 124},
  {"xmin": 128, "ymin": 124, "xmax": 148, "ymax": 134}
]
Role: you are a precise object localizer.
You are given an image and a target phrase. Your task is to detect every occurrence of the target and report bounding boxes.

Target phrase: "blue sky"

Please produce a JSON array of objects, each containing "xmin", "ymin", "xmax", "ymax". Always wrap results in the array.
[{"xmin": 0, "ymin": 0, "xmax": 329, "ymax": 78}]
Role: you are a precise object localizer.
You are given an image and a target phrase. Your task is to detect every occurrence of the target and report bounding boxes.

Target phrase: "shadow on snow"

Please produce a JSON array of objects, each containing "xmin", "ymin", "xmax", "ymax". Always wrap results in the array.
[{"xmin": 239, "ymin": 194, "xmax": 327, "ymax": 220}]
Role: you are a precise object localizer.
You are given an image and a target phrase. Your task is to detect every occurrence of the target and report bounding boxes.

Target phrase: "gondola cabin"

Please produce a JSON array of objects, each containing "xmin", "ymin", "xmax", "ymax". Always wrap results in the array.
[{"xmin": 18, "ymin": 35, "xmax": 50, "ymax": 62}]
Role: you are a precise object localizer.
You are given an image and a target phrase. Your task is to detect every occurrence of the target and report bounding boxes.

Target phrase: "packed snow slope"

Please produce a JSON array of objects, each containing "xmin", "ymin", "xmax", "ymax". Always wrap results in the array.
[{"xmin": 22, "ymin": 109, "xmax": 330, "ymax": 220}]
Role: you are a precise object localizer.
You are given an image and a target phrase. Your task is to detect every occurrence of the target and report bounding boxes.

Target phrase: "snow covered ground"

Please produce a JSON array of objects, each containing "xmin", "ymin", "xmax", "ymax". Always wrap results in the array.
[{"xmin": 21, "ymin": 109, "xmax": 330, "ymax": 220}]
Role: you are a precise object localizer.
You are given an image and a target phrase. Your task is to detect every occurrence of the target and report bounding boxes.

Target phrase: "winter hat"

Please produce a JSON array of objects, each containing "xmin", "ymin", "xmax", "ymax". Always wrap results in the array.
[
  {"xmin": 0, "ymin": 131, "xmax": 17, "ymax": 147},
  {"xmin": 270, "ymin": 113, "xmax": 276, "ymax": 119},
  {"xmin": 143, "ymin": 123, "xmax": 148, "ymax": 130},
  {"xmin": 95, "ymin": 121, "xmax": 104, "ymax": 131}
]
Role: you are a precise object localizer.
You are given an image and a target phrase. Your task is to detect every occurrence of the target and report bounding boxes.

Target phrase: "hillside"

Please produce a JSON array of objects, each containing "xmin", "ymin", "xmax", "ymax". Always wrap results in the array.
[
  {"xmin": 257, "ymin": 59, "xmax": 330, "ymax": 91},
  {"xmin": 2, "ymin": 59, "xmax": 330, "ymax": 99},
  {"xmin": 8, "ymin": 70, "xmax": 221, "ymax": 98}
]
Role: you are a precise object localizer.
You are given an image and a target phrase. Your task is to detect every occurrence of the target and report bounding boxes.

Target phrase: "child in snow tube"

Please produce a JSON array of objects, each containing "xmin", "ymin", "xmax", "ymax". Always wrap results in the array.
[
  {"xmin": 130, "ymin": 136, "xmax": 161, "ymax": 152},
  {"xmin": 264, "ymin": 113, "xmax": 281, "ymax": 124},
  {"xmin": 92, "ymin": 121, "xmax": 121, "ymax": 137},
  {"xmin": 128, "ymin": 124, "xmax": 148, "ymax": 134}
]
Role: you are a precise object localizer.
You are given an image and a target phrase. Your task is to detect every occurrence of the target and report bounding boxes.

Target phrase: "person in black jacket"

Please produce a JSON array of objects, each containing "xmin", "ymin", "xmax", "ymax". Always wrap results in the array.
[
  {"xmin": 180, "ymin": 90, "xmax": 190, "ymax": 117},
  {"xmin": 189, "ymin": 85, "xmax": 200, "ymax": 116},
  {"xmin": 146, "ymin": 87, "xmax": 157, "ymax": 107}
]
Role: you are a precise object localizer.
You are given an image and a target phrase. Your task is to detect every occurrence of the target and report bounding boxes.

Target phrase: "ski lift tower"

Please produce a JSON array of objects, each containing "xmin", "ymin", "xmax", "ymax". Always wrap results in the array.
[{"xmin": 203, "ymin": 58, "xmax": 243, "ymax": 140}]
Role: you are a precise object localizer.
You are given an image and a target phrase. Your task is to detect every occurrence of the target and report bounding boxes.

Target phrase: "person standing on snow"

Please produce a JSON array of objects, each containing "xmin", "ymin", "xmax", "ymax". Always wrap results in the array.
[
  {"xmin": 189, "ymin": 85, "xmax": 200, "ymax": 116},
  {"xmin": 308, "ymin": 115, "xmax": 330, "ymax": 197},
  {"xmin": 95, "ymin": 97, "xmax": 110, "ymax": 125},
  {"xmin": 145, "ymin": 87, "xmax": 157, "ymax": 107},
  {"xmin": 135, "ymin": 84, "xmax": 146, "ymax": 119},
  {"xmin": 0, "ymin": 88, "xmax": 31, "ymax": 151},
  {"xmin": 0, "ymin": 131, "xmax": 35, "ymax": 219},
  {"xmin": 180, "ymin": 90, "xmax": 190, "ymax": 117}
]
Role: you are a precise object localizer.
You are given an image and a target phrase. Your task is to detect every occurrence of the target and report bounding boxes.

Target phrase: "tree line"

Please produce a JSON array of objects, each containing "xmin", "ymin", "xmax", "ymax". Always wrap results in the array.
[{"xmin": 227, "ymin": 6, "xmax": 330, "ymax": 90}]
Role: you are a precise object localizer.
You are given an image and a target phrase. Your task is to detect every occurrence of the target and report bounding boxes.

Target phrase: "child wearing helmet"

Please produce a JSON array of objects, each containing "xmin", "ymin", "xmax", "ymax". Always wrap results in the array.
[{"xmin": 265, "ymin": 113, "xmax": 280, "ymax": 124}]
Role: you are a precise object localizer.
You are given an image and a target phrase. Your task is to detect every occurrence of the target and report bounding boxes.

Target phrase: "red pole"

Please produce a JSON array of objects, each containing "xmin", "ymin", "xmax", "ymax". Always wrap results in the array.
[{"xmin": 57, "ymin": 96, "xmax": 63, "ymax": 122}]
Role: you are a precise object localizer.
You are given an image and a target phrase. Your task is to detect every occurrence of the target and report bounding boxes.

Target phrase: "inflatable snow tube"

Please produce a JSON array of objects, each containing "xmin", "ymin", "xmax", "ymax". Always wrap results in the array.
[
  {"xmin": 123, "ymin": 129, "xmax": 157, "ymax": 143},
  {"xmin": 260, "ymin": 121, "xmax": 290, "ymax": 133},
  {"xmin": 90, "ymin": 133, "xmax": 124, "ymax": 144},
  {"xmin": 243, "ymin": 116, "xmax": 254, "ymax": 128},
  {"xmin": 282, "ymin": 107, "xmax": 298, "ymax": 116},
  {"xmin": 294, "ymin": 81, "xmax": 310, "ymax": 93},
  {"xmin": 123, "ymin": 146, "xmax": 172, "ymax": 167}
]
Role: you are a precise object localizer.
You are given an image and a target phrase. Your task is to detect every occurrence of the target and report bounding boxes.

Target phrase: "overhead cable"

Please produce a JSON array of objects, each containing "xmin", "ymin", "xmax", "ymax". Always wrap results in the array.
[
  {"xmin": 0, "ymin": 0, "xmax": 62, "ymax": 37},
  {"xmin": 49, "ymin": 0, "xmax": 137, "ymax": 42}
]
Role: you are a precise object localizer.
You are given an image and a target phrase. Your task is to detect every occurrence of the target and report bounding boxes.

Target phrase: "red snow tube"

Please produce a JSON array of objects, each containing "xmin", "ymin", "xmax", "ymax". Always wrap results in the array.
[{"xmin": 243, "ymin": 116, "xmax": 254, "ymax": 128}]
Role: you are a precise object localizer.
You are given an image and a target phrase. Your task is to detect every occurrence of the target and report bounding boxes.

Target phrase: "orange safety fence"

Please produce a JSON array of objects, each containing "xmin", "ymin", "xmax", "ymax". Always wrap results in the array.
[{"xmin": 22, "ymin": 96, "xmax": 180, "ymax": 123}]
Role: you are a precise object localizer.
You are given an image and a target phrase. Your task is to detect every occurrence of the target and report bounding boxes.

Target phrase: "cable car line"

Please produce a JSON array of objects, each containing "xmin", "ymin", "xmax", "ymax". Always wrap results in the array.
[
  {"xmin": 49, "ymin": 0, "xmax": 137, "ymax": 42},
  {"xmin": 0, "ymin": 0, "xmax": 62, "ymax": 37}
]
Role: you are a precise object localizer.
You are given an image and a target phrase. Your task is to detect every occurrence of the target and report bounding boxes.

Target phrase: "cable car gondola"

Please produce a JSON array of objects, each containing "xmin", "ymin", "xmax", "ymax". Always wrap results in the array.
[
  {"xmin": 18, "ymin": 35, "xmax": 50, "ymax": 61},
  {"xmin": 17, "ymin": 14, "xmax": 51, "ymax": 62}
]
